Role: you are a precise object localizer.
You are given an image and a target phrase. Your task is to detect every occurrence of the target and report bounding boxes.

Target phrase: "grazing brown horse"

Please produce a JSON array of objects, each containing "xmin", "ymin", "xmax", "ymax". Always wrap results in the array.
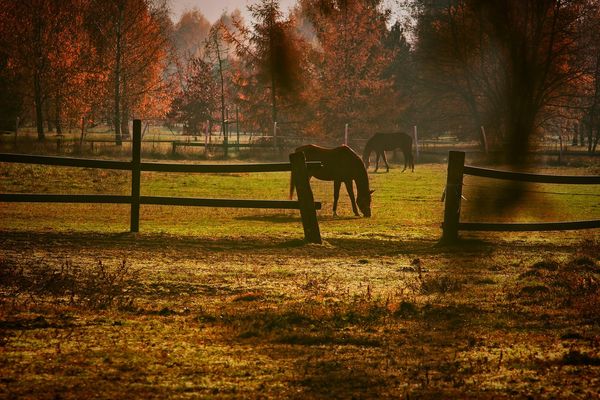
[
  {"xmin": 362, "ymin": 132, "xmax": 414, "ymax": 172},
  {"xmin": 290, "ymin": 144, "xmax": 374, "ymax": 217}
]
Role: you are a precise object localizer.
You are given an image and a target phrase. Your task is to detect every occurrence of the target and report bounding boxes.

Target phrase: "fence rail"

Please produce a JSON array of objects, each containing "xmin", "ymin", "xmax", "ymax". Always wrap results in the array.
[
  {"xmin": 0, "ymin": 119, "xmax": 323, "ymax": 243},
  {"xmin": 463, "ymin": 166, "xmax": 600, "ymax": 184},
  {"xmin": 441, "ymin": 151, "xmax": 600, "ymax": 242}
]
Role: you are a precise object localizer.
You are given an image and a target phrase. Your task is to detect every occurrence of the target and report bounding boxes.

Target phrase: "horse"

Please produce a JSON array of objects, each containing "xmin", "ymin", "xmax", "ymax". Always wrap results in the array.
[
  {"xmin": 290, "ymin": 144, "xmax": 374, "ymax": 217},
  {"xmin": 362, "ymin": 132, "xmax": 414, "ymax": 172}
]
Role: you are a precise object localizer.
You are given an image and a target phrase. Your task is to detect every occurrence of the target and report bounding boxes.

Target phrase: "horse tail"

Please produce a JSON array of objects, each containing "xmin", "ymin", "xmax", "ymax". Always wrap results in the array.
[{"xmin": 289, "ymin": 173, "xmax": 295, "ymax": 199}]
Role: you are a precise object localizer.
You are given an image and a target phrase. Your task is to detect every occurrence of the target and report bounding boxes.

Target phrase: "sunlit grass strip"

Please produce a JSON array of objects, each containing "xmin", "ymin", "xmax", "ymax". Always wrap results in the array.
[
  {"xmin": 0, "ymin": 153, "xmax": 131, "ymax": 170},
  {"xmin": 0, "ymin": 194, "xmax": 131, "ymax": 203}
]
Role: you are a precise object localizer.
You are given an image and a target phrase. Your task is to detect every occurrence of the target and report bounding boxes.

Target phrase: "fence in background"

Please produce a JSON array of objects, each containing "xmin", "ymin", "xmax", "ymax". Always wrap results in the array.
[
  {"xmin": 441, "ymin": 151, "xmax": 600, "ymax": 242},
  {"xmin": 0, "ymin": 120, "xmax": 323, "ymax": 243}
]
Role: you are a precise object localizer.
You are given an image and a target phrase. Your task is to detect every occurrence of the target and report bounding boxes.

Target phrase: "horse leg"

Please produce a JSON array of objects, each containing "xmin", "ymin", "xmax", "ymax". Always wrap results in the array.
[
  {"xmin": 345, "ymin": 180, "xmax": 360, "ymax": 216},
  {"xmin": 401, "ymin": 149, "xmax": 407, "ymax": 172},
  {"xmin": 374, "ymin": 152, "xmax": 380, "ymax": 172},
  {"xmin": 333, "ymin": 180, "xmax": 341, "ymax": 217},
  {"xmin": 382, "ymin": 151, "xmax": 390, "ymax": 172}
]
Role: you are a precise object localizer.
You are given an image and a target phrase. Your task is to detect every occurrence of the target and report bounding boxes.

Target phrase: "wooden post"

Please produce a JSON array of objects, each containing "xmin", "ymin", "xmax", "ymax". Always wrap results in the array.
[
  {"xmin": 440, "ymin": 151, "xmax": 465, "ymax": 243},
  {"xmin": 413, "ymin": 125, "xmax": 419, "ymax": 162},
  {"xmin": 289, "ymin": 151, "xmax": 321, "ymax": 244},
  {"xmin": 480, "ymin": 126, "xmax": 488, "ymax": 154},
  {"xmin": 273, "ymin": 121, "xmax": 278, "ymax": 149},
  {"xmin": 130, "ymin": 119, "xmax": 142, "ymax": 233},
  {"xmin": 344, "ymin": 123, "xmax": 349, "ymax": 145}
]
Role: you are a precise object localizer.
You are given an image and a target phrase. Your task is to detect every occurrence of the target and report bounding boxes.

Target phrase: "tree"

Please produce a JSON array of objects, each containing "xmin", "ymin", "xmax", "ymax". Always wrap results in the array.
[
  {"xmin": 412, "ymin": 0, "xmax": 597, "ymax": 163},
  {"xmin": 300, "ymin": 0, "xmax": 395, "ymax": 138},
  {"xmin": 168, "ymin": 57, "xmax": 217, "ymax": 134},
  {"xmin": 87, "ymin": 0, "xmax": 171, "ymax": 145},
  {"xmin": 172, "ymin": 9, "xmax": 211, "ymax": 60},
  {"xmin": 225, "ymin": 0, "xmax": 307, "ymax": 133},
  {"xmin": 0, "ymin": 0, "xmax": 81, "ymax": 141}
]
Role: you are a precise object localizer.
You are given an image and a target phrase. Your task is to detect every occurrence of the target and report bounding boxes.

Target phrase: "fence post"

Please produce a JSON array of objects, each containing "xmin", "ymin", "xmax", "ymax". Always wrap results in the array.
[
  {"xmin": 413, "ymin": 125, "xmax": 419, "ymax": 162},
  {"xmin": 289, "ymin": 151, "xmax": 321, "ymax": 244},
  {"xmin": 440, "ymin": 151, "xmax": 465, "ymax": 243},
  {"xmin": 344, "ymin": 123, "xmax": 349, "ymax": 145},
  {"xmin": 480, "ymin": 126, "xmax": 488, "ymax": 154},
  {"xmin": 130, "ymin": 119, "xmax": 142, "ymax": 233}
]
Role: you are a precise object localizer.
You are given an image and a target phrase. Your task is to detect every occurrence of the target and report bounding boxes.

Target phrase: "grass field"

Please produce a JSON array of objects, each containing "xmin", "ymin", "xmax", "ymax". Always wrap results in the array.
[{"xmin": 1, "ymin": 158, "xmax": 599, "ymax": 399}]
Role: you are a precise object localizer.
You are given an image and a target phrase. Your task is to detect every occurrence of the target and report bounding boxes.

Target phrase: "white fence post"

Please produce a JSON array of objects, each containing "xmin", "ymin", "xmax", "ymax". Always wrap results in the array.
[
  {"xmin": 344, "ymin": 123, "xmax": 349, "ymax": 145},
  {"xmin": 273, "ymin": 121, "xmax": 277, "ymax": 149},
  {"xmin": 480, "ymin": 126, "xmax": 489, "ymax": 154},
  {"xmin": 413, "ymin": 125, "xmax": 419, "ymax": 162}
]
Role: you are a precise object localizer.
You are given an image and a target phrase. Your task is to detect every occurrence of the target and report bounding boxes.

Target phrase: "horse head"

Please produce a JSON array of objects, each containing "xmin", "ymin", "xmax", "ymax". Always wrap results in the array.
[{"xmin": 357, "ymin": 189, "xmax": 374, "ymax": 217}]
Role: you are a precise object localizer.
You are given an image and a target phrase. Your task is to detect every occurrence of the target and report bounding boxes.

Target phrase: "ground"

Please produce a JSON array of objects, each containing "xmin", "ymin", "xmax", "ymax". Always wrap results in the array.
[{"xmin": 0, "ymin": 160, "xmax": 599, "ymax": 399}]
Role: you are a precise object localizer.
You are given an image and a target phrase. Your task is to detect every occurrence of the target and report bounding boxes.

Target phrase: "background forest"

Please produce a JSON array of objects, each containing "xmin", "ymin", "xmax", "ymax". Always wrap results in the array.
[{"xmin": 1, "ymin": 0, "xmax": 600, "ymax": 158}]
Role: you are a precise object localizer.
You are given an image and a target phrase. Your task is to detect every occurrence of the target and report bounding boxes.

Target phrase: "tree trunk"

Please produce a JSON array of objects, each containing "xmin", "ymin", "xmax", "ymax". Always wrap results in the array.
[
  {"xmin": 214, "ymin": 34, "xmax": 227, "ymax": 157},
  {"xmin": 121, "ymin": 107, "xmax": 130, "ymax": 139},
  {"xmin": 114, "ymin": 5, "xmax": 123, "ymax": 146},
  {"xmin": 45, "ymin": 100, "xmax": 54, "ymax": 132},
  {"xmin": 54, "ymin": 95, "xmax": 62, "ymax": 136},
  {"xmin": 33, "ymin": 71, "xmax": 45, "ymax": 141}
]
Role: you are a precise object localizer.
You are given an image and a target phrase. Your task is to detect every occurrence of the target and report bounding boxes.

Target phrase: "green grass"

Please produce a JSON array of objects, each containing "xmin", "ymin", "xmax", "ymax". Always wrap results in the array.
[{"xmin": 1, "ymin": 159, "xmax": 599, "ymax": 399}]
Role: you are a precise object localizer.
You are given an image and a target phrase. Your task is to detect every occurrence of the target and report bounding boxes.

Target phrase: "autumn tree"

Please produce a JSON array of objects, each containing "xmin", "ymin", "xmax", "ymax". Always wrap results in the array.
[
  {"xmin": 225, "ymin": 0, "xmax": 307, "ymax": 134},
  {"xmin": 0, "ymin": 0, "xmax": 84, "ymax": 140},
  {"xmin": 300, "ymin": 0, "xmax": 395, "ymax": 138},
  {"xmin": 577, "ymin": 4, "xmax": 600, "ymax": 153},
  {"xmin": 87, "ymin": 0, "xmax": 171, "ymax": 144},
  {"xmin": 412, "ymin": 0, "xmax": 597, "ymax": 163},
  {"xmin": 172, "ymin": 9, "xmax": 211, "ymax": 60},
  {"xmin": 168, "ymin": 57, "xmax": 217, "ymax": 134}
]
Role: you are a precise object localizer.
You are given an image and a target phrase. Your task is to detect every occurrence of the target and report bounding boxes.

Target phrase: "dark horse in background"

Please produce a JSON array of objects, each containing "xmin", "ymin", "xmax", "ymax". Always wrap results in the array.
[
  {"xmin": 290, "ymin": 145, "xmax": 373, "ymax": 217},
  {"xmin": 362, "ymin": 132, "xmax": 414, "ymax": 172}
]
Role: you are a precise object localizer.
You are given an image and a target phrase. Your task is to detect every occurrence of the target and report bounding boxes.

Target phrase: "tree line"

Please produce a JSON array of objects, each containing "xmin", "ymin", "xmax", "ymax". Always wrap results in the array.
[{"xmin": 1, "ymin": 0, "xmax": 599, "ymax": 157}]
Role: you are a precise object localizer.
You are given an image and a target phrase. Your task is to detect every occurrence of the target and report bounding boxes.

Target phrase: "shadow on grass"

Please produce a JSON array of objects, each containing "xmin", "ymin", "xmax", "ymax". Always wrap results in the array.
[
  {"xmin": 234, "ymin": 214, "xmax": 360, "ymax": 223},
  {"xmin": 235, "ymin": 213, "xmax": 301, "ymax": 223},
  {"xmin": 0, "ymin": 229, "xmax": 442, "ymax": 258},
  {"xmin": 0, "ymin": 229, "xmax": 592, "ymax": 259}
]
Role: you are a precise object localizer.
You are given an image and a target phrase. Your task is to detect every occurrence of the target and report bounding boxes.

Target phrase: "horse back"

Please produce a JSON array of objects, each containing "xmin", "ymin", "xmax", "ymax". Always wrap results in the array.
[
  {"xmin": 294, "ymin": 144, "xmax": 363, "ymax": 181},
  {"xmin": 372, "ymin": 132, "xmax": 412, "ymax": 151}
]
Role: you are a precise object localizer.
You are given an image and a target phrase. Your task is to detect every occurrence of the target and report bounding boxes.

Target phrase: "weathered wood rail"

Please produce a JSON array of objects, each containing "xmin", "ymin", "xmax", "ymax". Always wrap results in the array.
[
  {"xmin": 0, "ymin": 120, "xmax": 323, "ymax": 243},
  {"xmin": 441, "ymin": 151, "xmax": 600, "ymax": 242}
]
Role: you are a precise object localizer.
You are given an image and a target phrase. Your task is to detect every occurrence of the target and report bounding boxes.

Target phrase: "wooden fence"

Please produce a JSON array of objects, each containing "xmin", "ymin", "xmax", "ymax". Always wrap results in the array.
[
  {"xmin": 441, "ymin": 151, "xmax": 600, "ymax": 242},
  {"xmin": 0, "ymin": 120, "xmax": 323, "ymax": 243}
]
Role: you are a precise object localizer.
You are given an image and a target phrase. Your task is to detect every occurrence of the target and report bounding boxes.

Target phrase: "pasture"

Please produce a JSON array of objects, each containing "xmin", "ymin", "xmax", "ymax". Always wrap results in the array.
[{"xmin": 1, "ymin": 159, "xmax": 599, "ymax": 399}]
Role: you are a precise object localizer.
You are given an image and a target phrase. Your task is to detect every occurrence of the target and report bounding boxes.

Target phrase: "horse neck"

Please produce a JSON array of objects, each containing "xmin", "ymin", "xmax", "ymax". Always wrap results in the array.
[{"xmin": 353, "ymin": 162, "xmax": 370, "ymax": 195}]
